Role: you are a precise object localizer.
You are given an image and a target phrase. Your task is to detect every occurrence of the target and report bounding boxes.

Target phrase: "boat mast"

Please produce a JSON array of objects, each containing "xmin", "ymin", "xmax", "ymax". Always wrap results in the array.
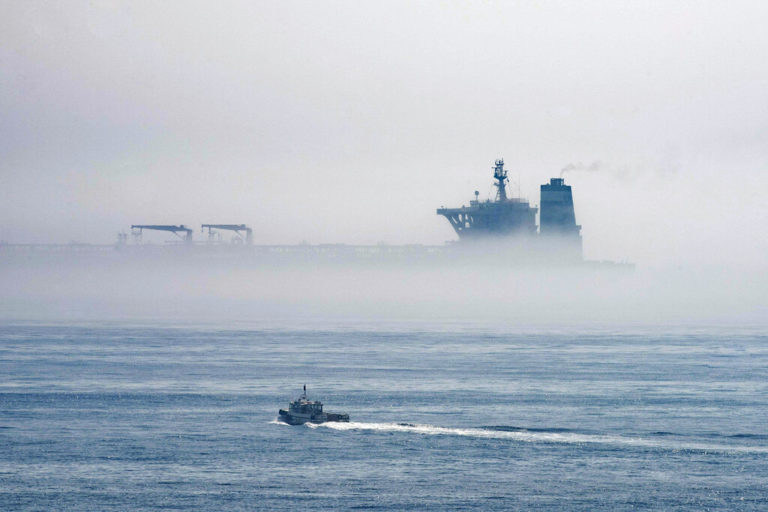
[{"xmin": 493, "ymin": 159, "xmax": 508, "ymax": 202}]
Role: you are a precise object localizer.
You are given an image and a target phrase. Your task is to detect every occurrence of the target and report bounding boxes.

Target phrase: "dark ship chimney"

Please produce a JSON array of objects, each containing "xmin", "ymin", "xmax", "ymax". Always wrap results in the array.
[{"xmin": 539, "ymin": 177, "xmax": 582, "ymax": 259}]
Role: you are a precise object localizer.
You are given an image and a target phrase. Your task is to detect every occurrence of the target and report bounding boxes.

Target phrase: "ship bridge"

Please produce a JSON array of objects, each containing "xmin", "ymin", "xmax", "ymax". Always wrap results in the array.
[{"xmin": 436, "ymin": 159, "xmax": 537, "ymax": 239}]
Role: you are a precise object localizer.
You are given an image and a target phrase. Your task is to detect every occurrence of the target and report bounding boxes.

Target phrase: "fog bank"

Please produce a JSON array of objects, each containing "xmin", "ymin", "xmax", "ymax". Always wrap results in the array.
[{"xmin": 1, "ymin": 253, "xmax": 764, "ymax": 331}]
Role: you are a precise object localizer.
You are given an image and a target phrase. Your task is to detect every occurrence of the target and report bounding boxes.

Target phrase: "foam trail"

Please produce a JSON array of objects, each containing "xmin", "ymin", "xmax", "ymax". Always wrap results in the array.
[{"xmin": 299, "ymin": 421, "xmax": 768, "ymax": 455}]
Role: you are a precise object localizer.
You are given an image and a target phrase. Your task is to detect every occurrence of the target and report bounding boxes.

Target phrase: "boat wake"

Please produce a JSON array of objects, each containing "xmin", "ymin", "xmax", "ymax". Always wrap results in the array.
[{"xmin": 292, "ymin": 420, "xmax": 768, "ymax": 454}]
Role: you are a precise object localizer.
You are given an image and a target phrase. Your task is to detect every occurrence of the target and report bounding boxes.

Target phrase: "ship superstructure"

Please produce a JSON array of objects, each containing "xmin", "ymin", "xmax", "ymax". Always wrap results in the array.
[
  {"xmin": 436, "ymin": 159, "xmax": 583, "ymax": 260},
  {"xmin": 436, "ymin": 160, "xmax": 538, "ymax": 239}
]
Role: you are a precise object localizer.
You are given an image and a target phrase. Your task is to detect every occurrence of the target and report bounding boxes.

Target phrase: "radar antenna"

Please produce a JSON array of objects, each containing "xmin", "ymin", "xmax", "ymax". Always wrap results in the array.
[{"xmin": 493, "ymin": 159, "xmax": 508, "ymax": 202}]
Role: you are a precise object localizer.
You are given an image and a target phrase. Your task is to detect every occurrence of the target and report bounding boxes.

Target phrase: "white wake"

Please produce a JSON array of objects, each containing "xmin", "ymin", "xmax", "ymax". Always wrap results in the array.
[{"xmin": 277, "ymin": 420, "xmax": 768, "ymax": 454}]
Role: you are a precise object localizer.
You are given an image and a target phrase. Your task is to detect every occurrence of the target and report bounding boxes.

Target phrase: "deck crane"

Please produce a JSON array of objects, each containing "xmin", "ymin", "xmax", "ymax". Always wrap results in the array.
[
  {"xmin": 130, "ymin": 225, "xmax": 193, "ymax": 244},
  {"xmin": 201, "ymin": 224, "xmax": 253, "ymax": 245}
]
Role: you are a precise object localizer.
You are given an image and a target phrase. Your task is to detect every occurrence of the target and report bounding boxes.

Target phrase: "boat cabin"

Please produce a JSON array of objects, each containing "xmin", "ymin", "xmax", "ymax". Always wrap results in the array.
[{"xmin": 289, "ymin": 399, "xmax": 323, "ymax": 415}]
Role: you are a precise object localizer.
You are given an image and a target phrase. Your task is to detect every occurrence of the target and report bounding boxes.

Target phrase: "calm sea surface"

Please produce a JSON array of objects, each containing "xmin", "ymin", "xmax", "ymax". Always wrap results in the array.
[{"xmin": 1, "ymin": 324, "xmax": 767, "ymax": 510}]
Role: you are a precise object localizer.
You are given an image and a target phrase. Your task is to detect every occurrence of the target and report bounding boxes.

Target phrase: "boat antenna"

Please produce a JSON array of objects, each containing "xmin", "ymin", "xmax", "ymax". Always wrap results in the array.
[{"xmin": 493, "ymin": 159, "xmax": 508, "ymax": 202}]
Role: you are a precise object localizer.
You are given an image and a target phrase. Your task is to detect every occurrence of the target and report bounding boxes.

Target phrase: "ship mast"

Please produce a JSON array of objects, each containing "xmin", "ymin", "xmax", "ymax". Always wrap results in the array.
[{"xmin": 493, "ymin": 159, "xmax": 508, "ymax": 202}]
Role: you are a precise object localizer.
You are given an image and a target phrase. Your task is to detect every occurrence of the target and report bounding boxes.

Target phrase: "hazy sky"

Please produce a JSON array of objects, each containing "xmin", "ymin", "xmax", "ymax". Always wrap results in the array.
[{"xmin": 2, "ymin": 1, "xmax": 767, "ymax": 267}]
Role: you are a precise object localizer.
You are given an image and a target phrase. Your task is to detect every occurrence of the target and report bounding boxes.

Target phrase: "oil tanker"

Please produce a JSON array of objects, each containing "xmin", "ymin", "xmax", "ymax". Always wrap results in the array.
[{"xmin": 0, "ymin": 158, "xmax": 630, "ymax": 269}]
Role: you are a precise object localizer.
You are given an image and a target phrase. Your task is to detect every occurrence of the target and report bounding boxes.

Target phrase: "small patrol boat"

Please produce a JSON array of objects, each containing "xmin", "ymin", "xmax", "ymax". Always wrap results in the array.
[{"xmin": 278, "ymin": 385, "xmax": 350, "ymax": 425}]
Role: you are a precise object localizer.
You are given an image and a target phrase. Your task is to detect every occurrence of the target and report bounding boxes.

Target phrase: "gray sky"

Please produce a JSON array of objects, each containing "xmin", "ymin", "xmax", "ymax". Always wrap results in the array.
[{"xmin": 2, "ymin": 0, "xmax": 767, "ymax": 267}]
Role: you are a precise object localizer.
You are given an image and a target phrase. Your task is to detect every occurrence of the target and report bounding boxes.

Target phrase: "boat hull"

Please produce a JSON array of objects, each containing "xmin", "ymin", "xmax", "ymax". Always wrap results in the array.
[{"xmin": 278, "ymin": 408, "xmax": 349, "ymax": 425}]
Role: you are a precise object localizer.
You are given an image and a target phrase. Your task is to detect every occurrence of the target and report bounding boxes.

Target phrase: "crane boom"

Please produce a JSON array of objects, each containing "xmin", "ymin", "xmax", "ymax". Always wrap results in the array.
[
  {"xmin": 130, "ymin": 225, "xmax": 193, "ymax": 243},
  {"xmin": 201, "ymin": 224, "xmax": 253, "ymax": 244}
]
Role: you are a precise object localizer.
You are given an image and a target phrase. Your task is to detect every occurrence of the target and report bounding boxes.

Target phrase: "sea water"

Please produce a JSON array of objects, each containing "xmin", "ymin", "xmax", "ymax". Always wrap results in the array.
[{"xmin": 1, "ymin": 324, "xmax": 767, "ymax": 510}]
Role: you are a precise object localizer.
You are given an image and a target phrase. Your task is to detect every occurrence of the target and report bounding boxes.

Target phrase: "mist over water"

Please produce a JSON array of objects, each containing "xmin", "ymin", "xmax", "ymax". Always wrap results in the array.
[
  {"xmin": 2, "ymin": 1, "xmax": 767, "ymax": 330},
  {"xmin": 1, "ymin": 247, "xmax": 764, "ymax": 330}
]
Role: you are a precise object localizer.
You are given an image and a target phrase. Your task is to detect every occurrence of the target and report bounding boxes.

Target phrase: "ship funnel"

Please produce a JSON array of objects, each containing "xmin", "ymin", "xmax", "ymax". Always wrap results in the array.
[{"xmin": 540, "ymin": 177, "xmax": 582, "ymax": 259}]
